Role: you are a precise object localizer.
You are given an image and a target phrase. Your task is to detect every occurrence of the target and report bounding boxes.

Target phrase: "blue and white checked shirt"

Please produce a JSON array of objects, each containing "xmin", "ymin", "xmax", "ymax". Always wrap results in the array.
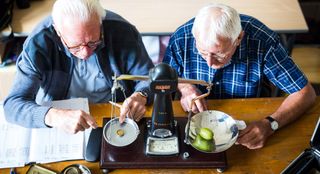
[{"xmin": 163, "ymin": 14, "xmax": 308, "ymax": 99}]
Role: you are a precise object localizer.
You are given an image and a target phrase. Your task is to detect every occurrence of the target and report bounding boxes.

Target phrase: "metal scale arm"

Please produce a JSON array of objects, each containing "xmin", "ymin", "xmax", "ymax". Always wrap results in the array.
[
  {"xmin": 116, "ymin": 74, "xmax": 210, "ymax": 86},
  {"xmin": 184, "ymin": 84, "xmax": 212, "ymax": 144}
]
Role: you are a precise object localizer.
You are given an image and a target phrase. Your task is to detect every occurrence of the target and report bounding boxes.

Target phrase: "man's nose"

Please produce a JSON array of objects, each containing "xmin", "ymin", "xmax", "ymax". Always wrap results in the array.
[
  {"xmin": 78, "ymin": 46, "xmax": 94, "ymax": 59},
  {"xmin": 205, "ymin": 56, "xmax": 214, "ymax": 67}
]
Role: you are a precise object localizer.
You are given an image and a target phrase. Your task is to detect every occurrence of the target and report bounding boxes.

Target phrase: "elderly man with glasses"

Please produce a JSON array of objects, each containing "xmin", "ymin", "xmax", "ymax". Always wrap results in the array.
[
  {"xmin": 163, "ymin": 3, "xmax": 316, "ymax": 149},
  {"xmin": 4, "ymin": 0, "xmax": 154, "ymax": 134}
]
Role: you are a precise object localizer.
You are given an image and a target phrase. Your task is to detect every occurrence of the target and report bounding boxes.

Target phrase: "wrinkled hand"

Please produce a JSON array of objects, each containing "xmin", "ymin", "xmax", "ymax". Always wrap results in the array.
[
  {"xmin": 236, "ymin": 119, "xmax": 274, "ymax": 149},
  {"xmin": 45, "ymin": 108, "xmax": 98, "ymax": 134},
  {"xmin": 178, "ymin": 83, "xmax": 207, "ymax": 113},
  {"xmin": 119, "ymin": 92, "xmax": 147, "ymax": 123}
]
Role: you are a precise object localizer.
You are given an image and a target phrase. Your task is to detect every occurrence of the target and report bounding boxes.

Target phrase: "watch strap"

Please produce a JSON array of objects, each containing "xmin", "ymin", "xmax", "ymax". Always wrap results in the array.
[
  {"xmin": 265, "ymin": 116, "xmax": 279, "ymax": 131},
  {"xmin": 136, "ymin": 89, "xmax": 151, "ymax": 105},
  {"xmin": 137, "ymin": 91, "xmax": 148, "ymax": 98},
  {"xmin": 265, "ymin": 116, "xmax": 276, "ymax": 122}
]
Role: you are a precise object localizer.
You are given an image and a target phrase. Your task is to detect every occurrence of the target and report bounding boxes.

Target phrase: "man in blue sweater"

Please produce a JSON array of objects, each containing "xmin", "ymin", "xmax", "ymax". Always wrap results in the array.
[
  {"xmin": 163, "ymin": 3, "xmax": 316, "ymax": 149},
  {"xmin": 4, "ymin": 0, "xmax": 154, "ymax": 134}
]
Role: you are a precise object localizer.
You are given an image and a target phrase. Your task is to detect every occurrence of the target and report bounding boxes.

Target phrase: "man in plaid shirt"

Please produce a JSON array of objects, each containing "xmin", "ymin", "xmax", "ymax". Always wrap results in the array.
[{"xmin": 163, "ymin": 3, "xmax": 316, "ymax": 149}]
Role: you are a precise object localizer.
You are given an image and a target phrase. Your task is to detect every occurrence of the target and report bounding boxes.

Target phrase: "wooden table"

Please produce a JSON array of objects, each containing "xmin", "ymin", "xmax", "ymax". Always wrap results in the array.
[
  {"xmin": 100, "ymin": 0, "xmax": 308, "ymax": 35},
  {"xmin": 10, "ymin": 0, "xmax": 307, "ymax": 36},
  {"xmin": 1, "ymin": 97, "xmax": 319, "ymax": 173}
]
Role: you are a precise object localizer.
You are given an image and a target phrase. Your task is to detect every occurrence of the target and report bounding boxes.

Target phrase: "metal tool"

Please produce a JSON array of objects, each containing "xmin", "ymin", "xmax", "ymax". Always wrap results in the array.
[
  {"xmin": 111, "ymin": 63, "xmax": 212, "ymax": 155},
  {"xmin": 184, "ymin": 85, "xmax": 212, "ymax": 145},
  {"xmin": 109, "ymin": 101, "xmax": 122, "ymax": 108},
  {"xmin": 61, "ymin": 164, "xmax": 91, "ymax": 174},
  {"xmin": 100, "ymin": 63, "xmax": 230, "ymax": 172}
]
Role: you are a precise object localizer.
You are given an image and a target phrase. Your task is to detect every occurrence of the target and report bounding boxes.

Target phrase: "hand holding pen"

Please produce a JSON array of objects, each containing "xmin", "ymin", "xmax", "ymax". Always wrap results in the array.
[{"xmin": 109, "ymin": 92, "xmax": 147, "ymax": 123}]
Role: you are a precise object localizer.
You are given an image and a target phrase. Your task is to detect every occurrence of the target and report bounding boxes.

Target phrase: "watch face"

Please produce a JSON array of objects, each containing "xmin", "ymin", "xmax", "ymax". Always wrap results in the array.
[
  {"xmin": 266, "ymin": 116, "xmax": 279, "ymax": 131},
  {"xmin": 271, "ymin": 121, "xmax": 279, "ymax": 130}
]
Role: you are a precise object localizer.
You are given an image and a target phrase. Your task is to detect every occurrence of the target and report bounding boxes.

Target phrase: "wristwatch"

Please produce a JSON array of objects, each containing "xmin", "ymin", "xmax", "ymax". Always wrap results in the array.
[{"xmin": 265, "ymin": 116, "xmax": 279, "ymax": 131}]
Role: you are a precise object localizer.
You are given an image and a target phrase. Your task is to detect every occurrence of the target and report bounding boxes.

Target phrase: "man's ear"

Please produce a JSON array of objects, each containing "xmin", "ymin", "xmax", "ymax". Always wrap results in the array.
[
  {"xmin": 238, "ymin": 31, "xmax": 244, "ymax": 42},
  {"xmin": 52, "ymin": 23, "xmax": 61, "ymax": 36}
]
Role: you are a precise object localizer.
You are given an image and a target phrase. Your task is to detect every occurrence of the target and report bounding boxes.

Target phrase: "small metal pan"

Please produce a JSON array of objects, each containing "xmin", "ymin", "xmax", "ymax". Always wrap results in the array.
[{"xmin": 103, "ymin": 117, "xmax": 140, "ymax": 147}]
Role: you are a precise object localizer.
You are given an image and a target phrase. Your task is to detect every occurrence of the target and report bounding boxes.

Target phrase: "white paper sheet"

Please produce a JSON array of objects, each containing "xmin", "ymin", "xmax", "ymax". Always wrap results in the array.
[{"xmin": 0, "ymin": 98, "xmax": 91, "ymax": 168}]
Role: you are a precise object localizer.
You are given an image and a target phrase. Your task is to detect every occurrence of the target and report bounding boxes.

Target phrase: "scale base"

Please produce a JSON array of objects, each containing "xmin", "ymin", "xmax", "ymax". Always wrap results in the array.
[{"xmin": 100, "ymin": 117, "xmax": 227, "ymax": 170}]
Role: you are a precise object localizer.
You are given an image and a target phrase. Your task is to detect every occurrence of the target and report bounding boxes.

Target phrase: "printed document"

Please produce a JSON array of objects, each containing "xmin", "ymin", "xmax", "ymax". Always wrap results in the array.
[{"xmin": 0, "ymin": 98, "xmax": 91, "ymax": 168}]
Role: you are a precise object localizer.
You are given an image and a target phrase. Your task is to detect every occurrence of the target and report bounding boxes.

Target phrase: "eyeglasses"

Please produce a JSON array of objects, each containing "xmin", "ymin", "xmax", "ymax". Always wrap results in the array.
[
  {"xmin": 59, "ymin": 32, "xmax": 102, "ymax": 53},
  {"xmin": 196, "ymin": 39, "xmax": 239, "ymax": 62},
  {"xmin": 197, "ymin": 47, "xmax": 229, "ymax": 62}
]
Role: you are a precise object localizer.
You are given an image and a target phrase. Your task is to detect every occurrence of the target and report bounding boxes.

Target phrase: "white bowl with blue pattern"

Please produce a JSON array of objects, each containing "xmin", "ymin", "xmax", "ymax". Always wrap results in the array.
[{"xmin": 187, "ymin": 110, "xmax": 245, "ymax": 153}]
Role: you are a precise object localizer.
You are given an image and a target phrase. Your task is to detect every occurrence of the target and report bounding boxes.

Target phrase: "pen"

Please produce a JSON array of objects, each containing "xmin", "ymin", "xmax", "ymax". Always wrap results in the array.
[
  {"xmin": 109, "ymin": 101, "xmax": 133, "ymax": 119},
  {"xmin": 109, "ymin": 101, "xmax": 122, "ymax": 108}
]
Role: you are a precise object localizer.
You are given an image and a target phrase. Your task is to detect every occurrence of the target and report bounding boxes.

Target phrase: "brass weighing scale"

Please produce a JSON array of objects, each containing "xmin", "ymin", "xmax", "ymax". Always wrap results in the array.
[{"xmin": 100, "ymin": 63, "xmax": 228, "ymax": 173}]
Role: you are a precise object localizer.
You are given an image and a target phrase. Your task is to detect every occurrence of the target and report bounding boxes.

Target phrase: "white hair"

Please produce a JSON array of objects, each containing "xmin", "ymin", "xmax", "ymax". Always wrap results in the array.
[
  {"xmin": 52, "ymin": 0, "xmax": 106, "ymax": 32},
  {"xmin": 192, "ymin": 3, "xmax": 242, "ymax": 48}
]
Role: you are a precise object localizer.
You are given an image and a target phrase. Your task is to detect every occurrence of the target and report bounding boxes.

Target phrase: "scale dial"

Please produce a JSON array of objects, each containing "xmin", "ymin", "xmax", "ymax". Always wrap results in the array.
[{"xmin": 146, "ymin": 136, "xmax": 179, "ymax": 155}]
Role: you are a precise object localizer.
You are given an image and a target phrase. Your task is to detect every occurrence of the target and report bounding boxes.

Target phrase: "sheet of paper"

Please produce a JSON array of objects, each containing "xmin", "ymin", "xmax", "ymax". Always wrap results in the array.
[
  {"xmin": 30, "ymin": 98, "xmax": 90, "ymax": 163},
  {"xmin": 0, "ymin": 98, "xmax": 91, "ymax": 168},
  {"xmin": 0, "ymin": 102, "xmax": 30, "ymax": 168},
  {"xmin": 29, "ymin": 127, "xmax": 85, "ymax": 163}
]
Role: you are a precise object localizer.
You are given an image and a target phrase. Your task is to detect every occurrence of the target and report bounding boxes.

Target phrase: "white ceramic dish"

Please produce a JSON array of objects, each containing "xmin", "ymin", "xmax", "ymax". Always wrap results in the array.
[{"xmin": 186, "ymin": 110, "xmax": 245, "ymax": 153}]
